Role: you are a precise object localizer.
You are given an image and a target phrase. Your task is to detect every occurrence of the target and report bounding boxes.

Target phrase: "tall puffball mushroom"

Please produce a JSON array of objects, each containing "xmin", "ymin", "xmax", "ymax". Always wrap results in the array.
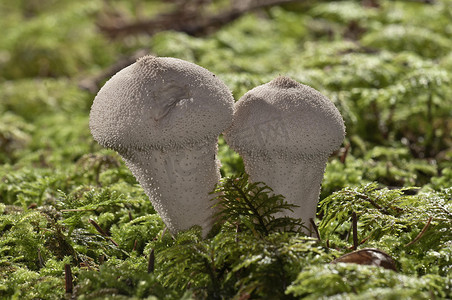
[
  {"xmin": 89, "ymin": 56, "xmax": 234, "ymax": 236},
  {"xmin": 224, "ymin": 76, "xmax": 345, "ymax": 234}
]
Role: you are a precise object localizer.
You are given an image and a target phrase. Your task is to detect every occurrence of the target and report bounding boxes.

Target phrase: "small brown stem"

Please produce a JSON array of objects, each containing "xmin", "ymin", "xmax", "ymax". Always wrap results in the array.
[
  {"xmin": 65, "ymin": 264, "xmax": 73, "ymax": 294},
  {"xmin": 340, "ymin": 143, "xmax": 350, "ymax": 164},
  {"xmin": 352, "ymin": 212, "xmax": 358, "ymax": 250},
  {"xmin": 347, "ymin": 231, "xmax": 373, "ymax": 250},
  {"xmin": 148, "ymin": 249, "xmax": 155, "ymax": 273},
  {"xmin": 309, "ymin": 218, "xmax": 321, "ymax": 241},
  {"xmin": 359, "ymin": 232, "xmax": 373, "ymax": 245},
  {"xmin": 405, "ymin": 216, "xmax": 433, "ymax": 247},
  {"xmin": 362, "ymin": 195, "xmax": 383, "ymax": 211},
  {"xmin": 108, "ymin": 238, "xmax": 119, "ymax": 247},
  {"xmin": 89, "ymin": 219, "xmax": 119, "ymax": 247},
  {"xmin": 37, "ymin": 248, "xmax": 45, "ymax": 268},
  {"xmin": 89, "ymin": 219, "xmax": 108, "ymax": 236}
]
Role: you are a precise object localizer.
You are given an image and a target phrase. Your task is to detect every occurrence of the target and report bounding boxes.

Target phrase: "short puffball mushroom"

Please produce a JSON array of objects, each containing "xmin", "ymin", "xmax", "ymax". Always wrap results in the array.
[
  {"xmin": 89, "ymin": 55, "xmax": 234, "ymax": 236},
  {"xmin": 224, "ymin": 76, "xmax": 345, "ymax": 234}
]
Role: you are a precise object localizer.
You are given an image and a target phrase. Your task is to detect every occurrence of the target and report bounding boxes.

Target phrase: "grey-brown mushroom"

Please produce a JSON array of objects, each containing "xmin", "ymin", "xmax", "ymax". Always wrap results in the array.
[
  {"xmin": 224, "ymin": 76, "xmax": 345, "ymax": 234},
  {"xmin": 89, "ymin": 56, "xmax": 234, "ymax": 236}
]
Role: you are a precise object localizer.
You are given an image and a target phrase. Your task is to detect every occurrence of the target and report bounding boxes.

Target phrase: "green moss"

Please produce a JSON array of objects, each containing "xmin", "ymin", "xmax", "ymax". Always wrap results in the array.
[
  {"xmin": 286, "ymin": 263, "xmax": 450, "ymax": 299},
  {"xmin": 0, "ymin": 1, "xmax": 114, "ymax": 79},
  {"xmin": 361, "ymin": 25, "xmax": 452, "ymax": 59},
  {"xmin": 0, "ymin": 79, "xmax": 92, "ymax": 120}
]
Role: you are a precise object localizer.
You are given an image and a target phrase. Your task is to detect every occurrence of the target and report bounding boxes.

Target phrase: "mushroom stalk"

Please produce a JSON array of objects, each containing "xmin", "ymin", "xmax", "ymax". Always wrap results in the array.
[
  {"xmin": 122, "ymin": 142, "xmax": 221, "ymax": 234},
  {"xmin": 89, "ymin": 56, "xmax": 234, "ymax": 236},
  {"xmin": 245, "ymin": 155, "xmax": 328, "ymax": 225},
  {"xmin": 224, "ymin": 76, "xmax": 345, "ymax": 234}
]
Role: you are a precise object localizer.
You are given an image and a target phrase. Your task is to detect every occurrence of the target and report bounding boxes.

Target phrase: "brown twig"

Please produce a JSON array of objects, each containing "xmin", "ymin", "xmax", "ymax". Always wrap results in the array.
[
  {"xmin": 405, "ymin": 216, "xmax": 433, "ymax": 247},
  {"xmin": 108, "ymin": 238, "xmax": 119, "ymax": 247},
  {"xmin": 309, "ymin": 218, "xmax": 321, "ymax": 241},
  {"xmin": 98, "ymin": 0, "xmax": 303, "ymax": 39},
  {"xmin": 89, "ymin": 219, "xmax": 108, "ymax": 236},
  {"xmin": 37, "ymin": 249, "xmax": 46, "ymax": 268},
  {"xmin": 359, "ymin": 232, "xmax": 372, "ymax": 245},
  {"xmin": 351, "ymin": 212, "xmax": 358, "ymax": 250},
  {"xmin": 65, "ymin": 264, "xmax": 73, "ymax": 294},
  {"xmin": 148, "ymin": 249, "xmax": 155, "ymax": 273},
  {"xmin": 89, "ymin": 219, "xmax": 119, "ymax": 247},
  {"xmin": 347, "ymin": 233, "xmax": 372, "ymax": 250},
  {"xmin": 340, "ymin": 143, "xmax": 350, "ymax": 164}
]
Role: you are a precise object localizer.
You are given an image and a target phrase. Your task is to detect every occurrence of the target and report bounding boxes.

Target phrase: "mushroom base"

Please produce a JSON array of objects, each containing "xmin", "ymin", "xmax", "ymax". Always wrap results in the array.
[
  {"xmin": 122, "ymin": 141, "xmax": 221, "ymax": 237},
  {"xmin": 243, "ymin": 154, "xmax": 328, "ymax": 236}
]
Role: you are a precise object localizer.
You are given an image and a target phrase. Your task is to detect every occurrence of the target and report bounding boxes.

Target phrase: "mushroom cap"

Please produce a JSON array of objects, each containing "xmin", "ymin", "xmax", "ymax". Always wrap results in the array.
[
  {"xmin": 90, "ymin": 56, "xmax": 234, "ymax": 153},
  {"xmin": 224, "ymin": 76, "xmax": 345, "ymax": 159}
]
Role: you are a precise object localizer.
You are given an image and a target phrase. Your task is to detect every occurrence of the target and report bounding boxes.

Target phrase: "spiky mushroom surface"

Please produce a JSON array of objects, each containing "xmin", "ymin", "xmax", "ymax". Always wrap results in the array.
[
  {"xmin": 224, "ymin": 76, "xmax": 345, "ymax": 234},
  {"xmin": 90, "ymin": 56, "xmax": 234, "ymax": 236}
]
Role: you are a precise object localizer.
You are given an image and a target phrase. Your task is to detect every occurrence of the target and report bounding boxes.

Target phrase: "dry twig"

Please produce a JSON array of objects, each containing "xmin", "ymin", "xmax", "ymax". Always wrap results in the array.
[
  {"xmin": 309, "ymin": 218, "xmax": 321, "ymax": 241},
  {"xmin": 89, "ymin": 218, "xmax": 119, "ymax": 247},
  {"xmin": 352, "ymin": 212, "xmax": 358, "ymax": 250},
  {"xmin": 405, "ymin": 216, "xmax": 433, "ymax": 247},
  {"xmin": 148, "ymin": 248, "xmax": 155, "ymax": 273},
  {"xmin": 98, "ymin": 0, "xmax": 304, "ymax": 38},
  {"xmin": 65, "ymin": 264, "xmax": 73, "ymax": 294}
]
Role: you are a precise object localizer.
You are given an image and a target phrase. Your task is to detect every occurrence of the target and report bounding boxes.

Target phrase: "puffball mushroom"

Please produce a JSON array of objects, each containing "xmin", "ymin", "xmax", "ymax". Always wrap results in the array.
[
  {"xmin": 224, "ymin": 76, "xmax": 345, "ymax": 234},
  {"xmin": 89, "ymin": 55, "xmax": 234, "ymax": 236}
]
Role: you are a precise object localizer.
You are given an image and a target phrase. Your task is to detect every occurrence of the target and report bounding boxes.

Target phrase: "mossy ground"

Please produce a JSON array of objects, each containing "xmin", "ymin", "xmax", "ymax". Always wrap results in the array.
[{"xmin": 0, "ymin": 0, "xmax": 451, "ymax": 299}]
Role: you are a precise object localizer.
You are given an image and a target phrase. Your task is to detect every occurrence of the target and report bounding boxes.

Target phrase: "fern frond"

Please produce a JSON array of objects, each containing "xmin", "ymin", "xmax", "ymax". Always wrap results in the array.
[{"xmin": 212, "ymin": 174, "xmax": 306, "ymax": 236}]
